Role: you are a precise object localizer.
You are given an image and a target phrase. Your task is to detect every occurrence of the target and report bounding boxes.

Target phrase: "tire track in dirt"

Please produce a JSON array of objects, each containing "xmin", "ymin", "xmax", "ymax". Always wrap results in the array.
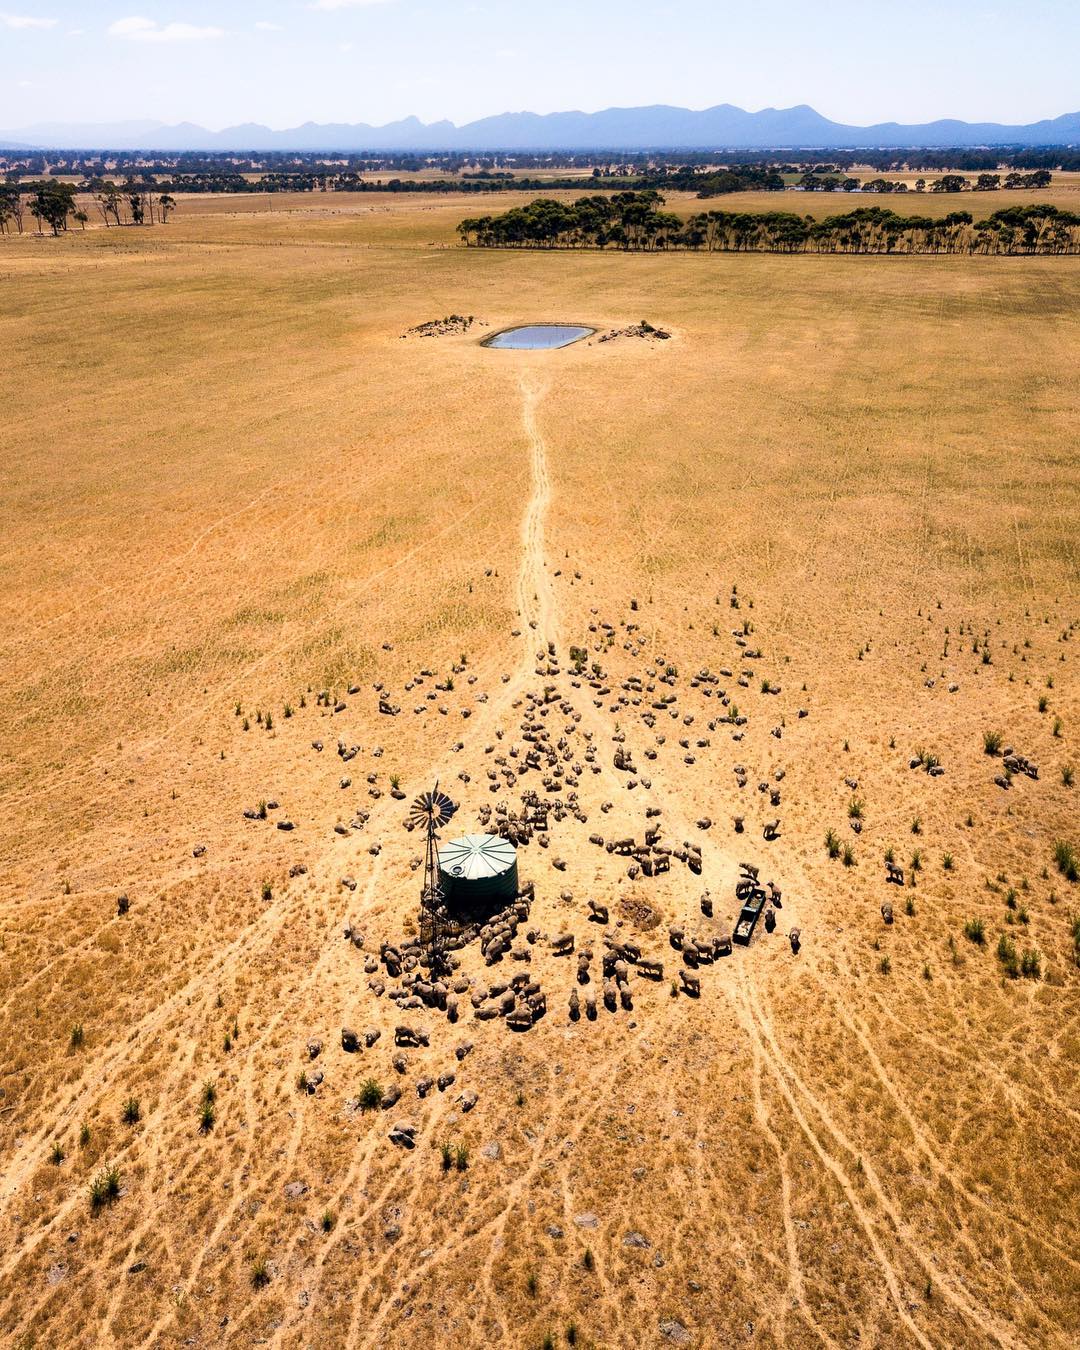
[
  {"xmin": 735, "ymin": 966, "xmax": 1023, "ymax": 1348},
  {"xmin": 805, "ymin": 967, "xmax": 1080, "ymax": 1280}
]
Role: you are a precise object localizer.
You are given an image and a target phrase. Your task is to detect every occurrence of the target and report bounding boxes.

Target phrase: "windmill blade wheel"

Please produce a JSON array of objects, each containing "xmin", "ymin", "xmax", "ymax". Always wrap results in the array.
[{"xmin": 408, "ymin": 788, "xmax": 458, "ymax": 830}]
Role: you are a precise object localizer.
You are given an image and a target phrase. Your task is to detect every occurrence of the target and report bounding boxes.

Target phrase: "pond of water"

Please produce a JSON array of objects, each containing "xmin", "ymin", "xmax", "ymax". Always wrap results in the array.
[{"xmin": 484, "ymin": 325, "xmax": 594, "ymax": 350}]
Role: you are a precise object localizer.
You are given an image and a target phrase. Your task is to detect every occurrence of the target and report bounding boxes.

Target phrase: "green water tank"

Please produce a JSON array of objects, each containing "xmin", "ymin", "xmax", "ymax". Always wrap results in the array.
[{"xmin": 438, "ymin": 833, "xmax": 519, "ymax": 909}]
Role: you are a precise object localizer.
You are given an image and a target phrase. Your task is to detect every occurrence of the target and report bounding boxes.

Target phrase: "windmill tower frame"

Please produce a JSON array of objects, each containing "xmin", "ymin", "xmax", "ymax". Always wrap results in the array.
[{"xmin": 407, "ymin": 783, "xmax": 457, "ymax": 972}]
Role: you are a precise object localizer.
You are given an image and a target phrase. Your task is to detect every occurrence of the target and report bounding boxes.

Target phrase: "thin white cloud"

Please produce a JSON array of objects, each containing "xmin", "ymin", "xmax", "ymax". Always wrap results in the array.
[
  {"xmin": 108, "ymin": 16, "xmax": 225, "ymax": 43},
  {"xmin": 255, "ymin": 20, "xmax": 283, "ymax": 30},
  {"xmin": 2, "ymin": 13, "xmax": 58, "ymax": 28},
  {"xmin": 309, "ymin": 0, "xmax": 396, "ymax": 10}
]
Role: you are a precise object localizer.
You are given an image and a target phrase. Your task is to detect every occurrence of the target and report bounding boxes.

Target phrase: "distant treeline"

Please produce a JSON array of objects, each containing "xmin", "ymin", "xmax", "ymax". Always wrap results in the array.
[
  {"xmin": 43, "ymin": 164, "xmax": 1053, "ymax": 200},
  {"xmin": 0, "ymin": 179, "xmax": 174, "ymax": 234},
  {"xmin": 137, "ymin": 172, "xmax": 633, "ymax": 195},
  {"xmin": 4, "ymin": 147, "xmax": 1080, "ymax": 177},
  {"xmin": 456, "ymin": 193, "xmax": 1080, "ymax": 255}
]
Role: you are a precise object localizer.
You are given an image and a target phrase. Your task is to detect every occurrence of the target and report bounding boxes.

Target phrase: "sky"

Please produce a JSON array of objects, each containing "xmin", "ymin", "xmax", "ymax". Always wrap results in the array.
[{"xmin": 1, "ymin": 0, "xmax": 1078, "ymax": 132}]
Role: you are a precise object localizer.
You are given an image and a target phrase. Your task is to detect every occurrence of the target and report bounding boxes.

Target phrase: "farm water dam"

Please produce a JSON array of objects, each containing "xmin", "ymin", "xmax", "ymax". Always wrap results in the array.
[{"xmin": 484, "ymin": 324, "xmax": 594, "ymax": 349}]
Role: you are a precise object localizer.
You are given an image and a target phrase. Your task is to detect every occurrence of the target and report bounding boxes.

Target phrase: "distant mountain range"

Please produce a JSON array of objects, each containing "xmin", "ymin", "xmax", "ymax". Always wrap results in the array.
[{"xmin": 3, "ymin": 105, "xmax": 1080, "ymax": 152}]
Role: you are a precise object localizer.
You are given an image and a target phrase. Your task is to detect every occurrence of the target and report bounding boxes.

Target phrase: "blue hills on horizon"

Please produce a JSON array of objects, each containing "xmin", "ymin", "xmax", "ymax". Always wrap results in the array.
[{"xmin": 3, "ymin": 104, "xmax": 1080, "ymax": 152}]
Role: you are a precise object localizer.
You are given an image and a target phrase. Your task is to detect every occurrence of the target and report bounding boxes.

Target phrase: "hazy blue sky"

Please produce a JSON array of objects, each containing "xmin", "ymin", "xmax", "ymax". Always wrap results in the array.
[{"xmin": 1, "ymin": 0, "xmax": 1077, "ymax": 130}]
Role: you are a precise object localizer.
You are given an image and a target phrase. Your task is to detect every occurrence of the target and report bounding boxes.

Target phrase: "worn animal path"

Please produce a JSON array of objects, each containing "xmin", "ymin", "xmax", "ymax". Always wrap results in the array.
[{"xmin": 516, "ymin": 373, "xmax": 557, "ymax": 656}]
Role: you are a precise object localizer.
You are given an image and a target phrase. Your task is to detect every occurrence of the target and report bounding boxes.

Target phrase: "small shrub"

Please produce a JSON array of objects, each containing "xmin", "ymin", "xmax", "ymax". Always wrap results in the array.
[
  {"xmin": 525, "ymin": 1268, "xmax": 539, "ymax": 1297},
  {"xmin": 841, "ymin": 844, "xmax": 856, "ymax": 868},
  {"xmin": 825, "ymin": 829, "xmax": 840, "ymax": 859},
  {"xmin": 1038, "ymin": 695, "xmax": 1049, "ymax": 714},
  {"xmin": 321, "ymin": 1210, "xmax": 335, "ymax": 1232},
  {"xmin": 983, "ymin": 730, "xmax": 1003, "ymax": 755},
  {"xmin": 1063, "ymin": 764, "xmax": 1075, "ymax": 788},
  {"xmin": 50, "ymin": 1141, "xmax": 65, "ymax": 1165},
  {"xmin": 879, "ymin": 956, "xmax": 891, "ymax": 975},
  {"xmin": 541, "ymin": 1336, "xmax": 555, "ymax": 1350},
  {"xmin": 261, "ymin": 880, "xmax": 272, "ymax": 901},
  {"xmin": 922, "ymin": 962, "xmax": 932, "ymax": 980},
  {"xmin": 441, "ymin": 1141, "xmax": 453, "ymax": 1172},
  {"xmin": 390, "ymin": 774, "xmax": 401, "ymax": 790},
  {"xmin": 359, "ymin": 1078, "xmax": 384, "ymax": 1110},
  {"xmin": 455, "ymin": 1144, "xmax": 469, "ymax": 1172},
  {"xmin": 1020, "ymin": 949, "xmax": 1041, "ymax": 979},
  {"xmin": 848, "ymin": 797, "xmax": 864, "ymax": 820},
  {"xmin": 69, "ymin": 1023, "xmax": 85, "ymax": 1051},
  {"xmin": 251, "ymin": 1258, "xmax": 271, "ymax": 1288},
  {"xmin": 122, "ymin": 1098, "xmax": 141, "ymax": 1126},
  {"xmin": 1053, "ymin": 840, "xmax": 1078, "ymax": 883},
  {"xmin": 997, "ymin": 932, "xmax": 1019, "ymax": 977},
  {"xmin": 942, "ymin": 853, "xmax": 954, "ymax": 871},
  {"xmin": 283, "ymin": 703, "xmax": 293, "ymax": 719},
  {"xmin": 582, "ymin": 1248, "xmax": 594, "ymax": 1271},
  {"xmin": 264, "ymin": 712, "xmax": 274, "ymax": 731},
  {"xmin": 223, "ymin": 1032, "xmax": 232, "ymax": 1053},
  {"xmin": 257, "ymin": 799, "xmax": 267, "ymax": 820},
  {"xmin": 910, "ymin": 851, "xmax": 922, "ymax": 873},
  {"xmin": 78, "ymin": 1122, "xmax": 90, "ymax": 1148},
  {"xmin": 911, "ymin": 816, "xmax": 922, "ymax": 835},
  {"xmin": 199, "ymin": 1101, "xmax": 216, "ymax": 1133},
  {"xmin": 566, "ymin": 1325, "xmax": 578, "ymax": 1346},
  {"xmin": 963, "ymin": 918, "xmax": 986, "ymax": 945},
  {"xmin": 905, "ymin": 898, "xmax": 915, "ymax": 917},
  {"xmin": 516, "ymin": 1091, "xmax": 526, "ymax": 1107},
  {"xmin": 1018, "ymin": 906, "xmax": 1029, "ymax": 925},
  {"xmin": 1052, "ymin": 717, "xmax": 1063, "ymax": 738},
  {"xmin": 89, "ymin": 1165, "xmax": 121, "ymax": 1211},
  {"xmin": 202, "ymin": 1080, "xmax": 217, "ymax": 1105}
]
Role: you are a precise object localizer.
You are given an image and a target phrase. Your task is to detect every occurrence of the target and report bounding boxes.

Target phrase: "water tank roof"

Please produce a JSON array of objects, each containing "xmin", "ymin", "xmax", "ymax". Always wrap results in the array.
[{"xmin": 438, "ymin": 833, "xmax": 517, "ymax": 882}]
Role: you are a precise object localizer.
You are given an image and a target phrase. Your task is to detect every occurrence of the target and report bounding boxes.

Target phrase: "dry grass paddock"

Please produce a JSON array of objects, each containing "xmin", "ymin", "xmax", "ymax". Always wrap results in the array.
[{"xmin": 0, "ymin": 190, "xmax": 1077, "ymax": 1349}]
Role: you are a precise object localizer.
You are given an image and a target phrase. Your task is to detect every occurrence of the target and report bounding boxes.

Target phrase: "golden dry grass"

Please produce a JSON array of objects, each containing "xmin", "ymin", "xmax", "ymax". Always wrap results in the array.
[{"xmin": 0, "ymin": 192, "xmax": 1077, "ymax": 1349}]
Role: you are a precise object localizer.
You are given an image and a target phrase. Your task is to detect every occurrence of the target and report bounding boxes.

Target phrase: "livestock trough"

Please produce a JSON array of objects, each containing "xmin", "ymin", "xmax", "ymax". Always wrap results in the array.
[{"xmin": 733, "ymin": 890, "xmax": 766, "ymax": 947}]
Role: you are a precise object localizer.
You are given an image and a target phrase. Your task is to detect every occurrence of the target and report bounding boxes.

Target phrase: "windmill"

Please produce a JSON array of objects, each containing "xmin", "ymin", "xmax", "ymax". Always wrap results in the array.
[{"xmin": 407, "ymin": 783, "xmax": 458, "ymax": 971}]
